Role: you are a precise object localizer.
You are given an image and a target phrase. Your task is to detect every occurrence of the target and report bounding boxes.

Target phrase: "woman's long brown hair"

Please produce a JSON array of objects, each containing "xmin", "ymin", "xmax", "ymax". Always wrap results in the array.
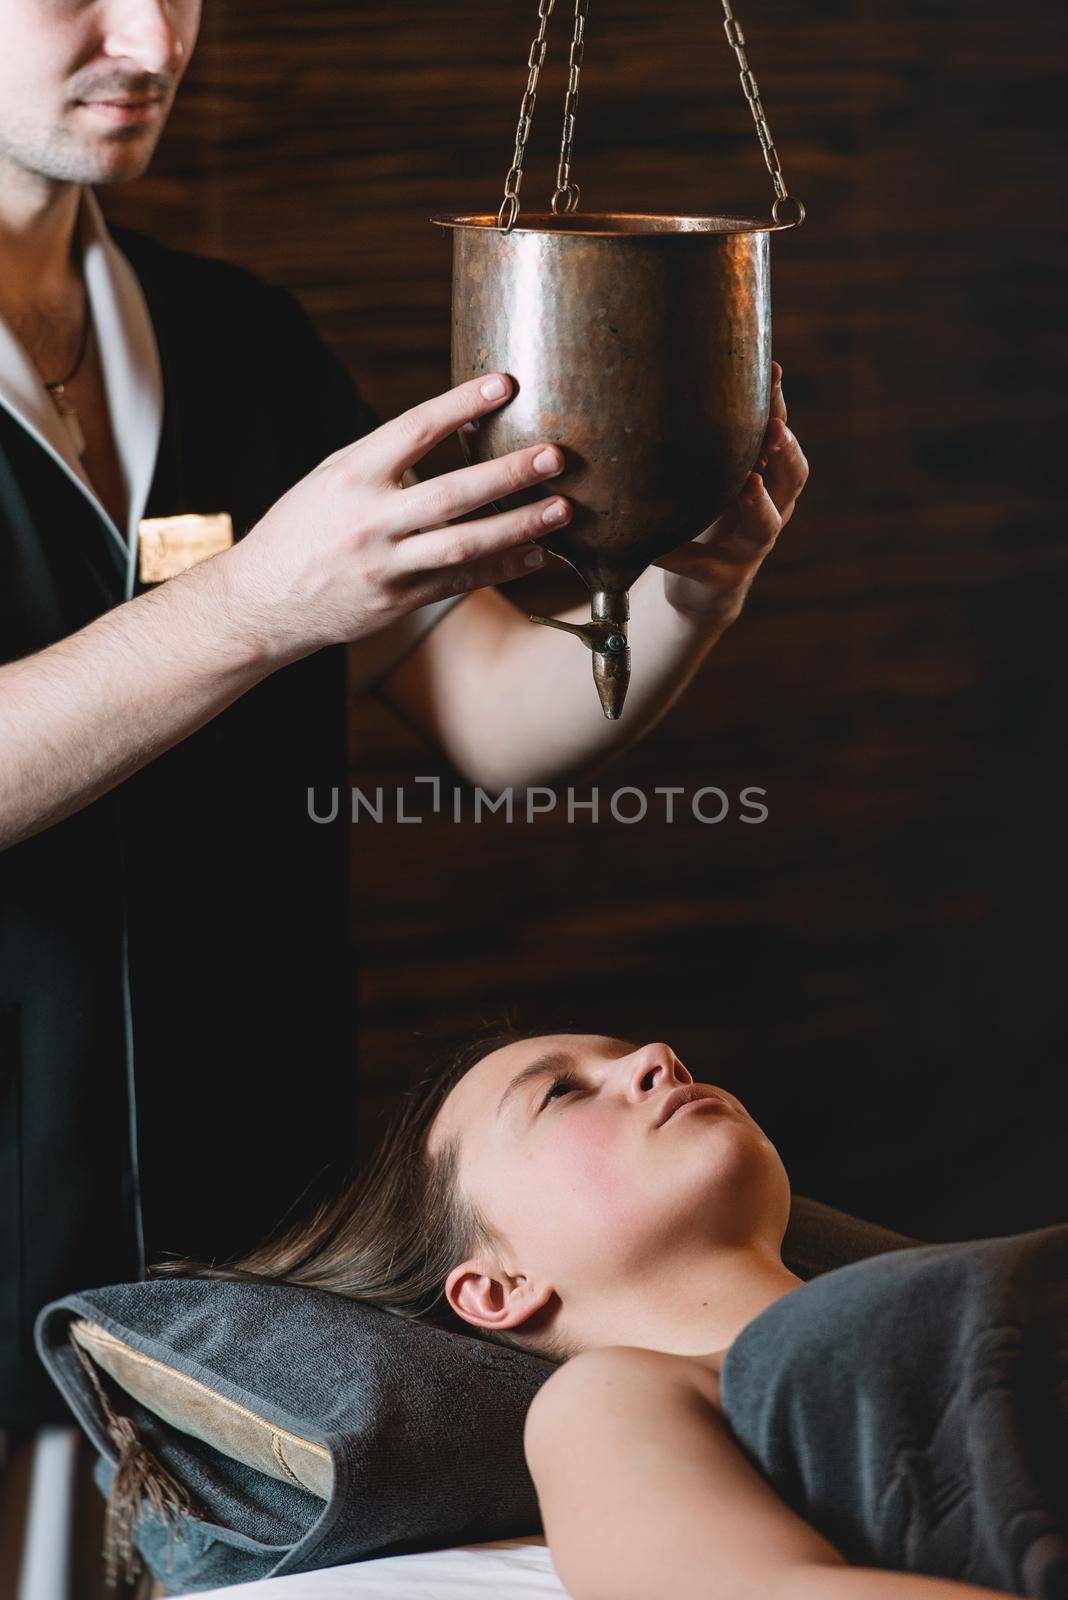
[{"xmin": 151, "ymin": 1016, "xmax": 572, "ymax": 1359}]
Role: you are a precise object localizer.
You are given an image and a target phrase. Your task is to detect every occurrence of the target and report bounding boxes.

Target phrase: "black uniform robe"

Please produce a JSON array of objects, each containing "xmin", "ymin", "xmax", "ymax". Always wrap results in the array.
[{"xmin": 0, "ymin": 226, "xmax": 379, "ymax": 1424}]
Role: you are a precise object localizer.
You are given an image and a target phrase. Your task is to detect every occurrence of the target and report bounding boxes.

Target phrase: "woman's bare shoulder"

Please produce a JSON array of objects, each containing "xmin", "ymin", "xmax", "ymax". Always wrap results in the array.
[
  {"xmin": 525, "ymin": 1342, "xmax": 725, "ymax": 1439},
  {"xmin": 524, "ymin": 1344, "xmax": 844, "ymax": 1600}
]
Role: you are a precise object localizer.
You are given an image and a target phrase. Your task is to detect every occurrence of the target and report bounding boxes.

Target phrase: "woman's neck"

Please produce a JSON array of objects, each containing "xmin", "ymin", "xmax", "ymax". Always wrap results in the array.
[{"xmin": 580, "ymin": 1244, "xmax": 803, "ymax": 1361}]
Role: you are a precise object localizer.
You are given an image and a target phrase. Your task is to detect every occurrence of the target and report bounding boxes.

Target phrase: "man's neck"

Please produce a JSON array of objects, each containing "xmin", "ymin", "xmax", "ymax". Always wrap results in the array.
[{"xmin": 0, "ymin": 162, "xmax": 85, "ymax": 308}]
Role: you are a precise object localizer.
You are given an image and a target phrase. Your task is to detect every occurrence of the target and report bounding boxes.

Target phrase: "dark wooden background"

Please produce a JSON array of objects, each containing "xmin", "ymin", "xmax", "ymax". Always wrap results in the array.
[{"xmin": 102, "ymin": 0, "xmax": 1067, "ymax": 1240}]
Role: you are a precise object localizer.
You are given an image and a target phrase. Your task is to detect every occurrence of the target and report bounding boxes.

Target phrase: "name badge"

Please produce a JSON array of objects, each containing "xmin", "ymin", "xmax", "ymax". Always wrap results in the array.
[{"xmin": 137, "ymin": 512, "xmax": 234, "ymax": 584}]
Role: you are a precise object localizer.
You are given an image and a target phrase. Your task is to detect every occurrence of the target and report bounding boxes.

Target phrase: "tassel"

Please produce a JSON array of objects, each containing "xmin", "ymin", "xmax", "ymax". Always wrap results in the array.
[{"xmin": 72, "ymin": 1336, "xmax": 202, "ymax": 1588}]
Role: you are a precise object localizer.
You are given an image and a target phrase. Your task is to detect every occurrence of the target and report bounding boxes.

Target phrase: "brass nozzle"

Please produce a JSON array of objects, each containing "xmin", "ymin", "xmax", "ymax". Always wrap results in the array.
[{"xmin": 529, "ymin": 590, "xmax": 631, "ymax": 719}]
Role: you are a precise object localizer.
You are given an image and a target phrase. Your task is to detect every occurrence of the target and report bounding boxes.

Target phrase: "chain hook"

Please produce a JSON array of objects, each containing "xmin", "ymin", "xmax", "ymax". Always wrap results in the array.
[
  {"xmin": 497, "ymin": 193, "xmax": 521, "ymax": 233},
  {"xmin": 552, "ymin": 0, "xmax": 589, "ymax": 217},
  {"xmin": 720, "ymin": 0, "xmax": 805, "ymax": 228},
  {"xmin": 497, "ymin": 0, "xmax": 557, "ymax": 233},
  {"xmin": 771, "ymin": 194, "xmax": 806, "ymax": 227},
  {"xmin": 498, "ymin": 0, "xmax": 589, "ymax": 232}
]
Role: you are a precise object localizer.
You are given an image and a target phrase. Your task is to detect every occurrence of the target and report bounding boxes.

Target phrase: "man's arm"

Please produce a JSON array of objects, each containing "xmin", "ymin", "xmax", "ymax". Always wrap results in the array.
[
  {"xmin": 373, "ymin": 363, "xmax": 808, "ymax": 793},
  {"xmin": 0, "ymin": 551, "xmax": 274, "ymax": 850},
  {"xmin": 524, "ymin": 1347, "xmax": 1014, "ymax": 1600}
]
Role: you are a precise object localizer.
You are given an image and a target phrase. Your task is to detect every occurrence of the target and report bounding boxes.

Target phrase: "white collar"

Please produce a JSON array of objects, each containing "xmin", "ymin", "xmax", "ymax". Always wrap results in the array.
[{"xmin": 0, "ymin": 186, "xmax": 163, "ymax": 594}]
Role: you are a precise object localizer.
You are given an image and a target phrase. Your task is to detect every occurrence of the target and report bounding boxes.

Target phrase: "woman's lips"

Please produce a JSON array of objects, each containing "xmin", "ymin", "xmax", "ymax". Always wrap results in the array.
[
  {"xmin": 659, "ymin": 1088, "xmax": 730, "ymax": 1127},
  {"xmin": 668, "ymin": 1096, "xmax": 727, "ymax": 1123}
]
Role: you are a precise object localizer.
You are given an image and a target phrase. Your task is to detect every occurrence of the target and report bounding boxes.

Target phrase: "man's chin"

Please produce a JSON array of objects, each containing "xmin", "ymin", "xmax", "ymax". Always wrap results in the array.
[
  {"xmin": 71, "ymin": 138, "xmax": 160, "ymax": 185},
  {"xmin": 92, "ymin": 150, "xmax": 157, "ymax": 183},
  {"xmin": 61, "ymin": 105, "xmax": 168, "ymax": 177}
]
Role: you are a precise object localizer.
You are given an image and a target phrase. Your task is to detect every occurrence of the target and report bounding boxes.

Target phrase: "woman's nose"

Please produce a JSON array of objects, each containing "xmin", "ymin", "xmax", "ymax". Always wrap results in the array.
[{"xmin": 626, "ymin": 1041, "xmax": 691, "ymax": 1099}]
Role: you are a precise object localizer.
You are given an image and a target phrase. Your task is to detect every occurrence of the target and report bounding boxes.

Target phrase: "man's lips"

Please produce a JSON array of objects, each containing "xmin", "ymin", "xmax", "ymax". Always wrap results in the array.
[
  {"xmin": 656, "ymin": 1085, "xmax": 730, "ymax": 1128},
  {"xmin": 77, "ymin": 98, "xmax": 163, "ymax": 125}
]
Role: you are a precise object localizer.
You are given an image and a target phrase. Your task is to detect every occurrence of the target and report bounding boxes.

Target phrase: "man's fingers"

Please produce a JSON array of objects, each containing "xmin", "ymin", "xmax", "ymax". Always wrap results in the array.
[
  {"xmin": 390, "ymin": 540, "xmax": 550, "ymax": 611},
  {"xmin": 760, "ymin": 416, "xmax": 788, "ymax": 461},
  {"xmin": 759, "ymin": 419, "xmax": 808, "ymax": 521},
  {"xmin": 654, "ymin": 474, "xmax": 782, "ymax": 577},
  {"xmin": 359, "ymin": 373, "xmax": 518, "ymax": 481},
  {"xmin": 451, "ymin": 541, "xmax": 550, "ymax": 594},
  {"xmin": 393, "ymin": 495, "xmax": 571, "ymax": 577},
  {"xmin": 700, "ymin": 473, "xmax": 782, "ymax": 562},
  {"xmin": 394, "ymin": 440, "xmax": 565, "ymax": 533},
  {"xmin": 735, "ymin": 472, "xmax": 784, "ymax": 549},
  {"xmin": 769, "ymin": 360, "xmax": 787, "ymax": 424}
]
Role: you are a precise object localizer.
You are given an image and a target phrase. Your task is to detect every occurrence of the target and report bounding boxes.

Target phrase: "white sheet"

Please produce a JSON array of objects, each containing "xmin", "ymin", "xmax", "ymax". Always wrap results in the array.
[{"xmin": 193, "ymin": 1539, "xmax": 573, "ymax": 1599}]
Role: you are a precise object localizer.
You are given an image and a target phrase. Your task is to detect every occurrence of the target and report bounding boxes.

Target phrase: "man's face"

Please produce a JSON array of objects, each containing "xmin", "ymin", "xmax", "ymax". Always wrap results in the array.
[{"xmin": 0, "ymin": 0, "xmax": 201, "ymax": 188}]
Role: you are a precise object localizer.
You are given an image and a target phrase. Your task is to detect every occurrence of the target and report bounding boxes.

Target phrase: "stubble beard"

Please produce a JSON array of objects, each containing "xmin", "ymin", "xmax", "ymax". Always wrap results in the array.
[{"xmin": 0, "ymin": 108, "xmax": 163, "ymax": 189}]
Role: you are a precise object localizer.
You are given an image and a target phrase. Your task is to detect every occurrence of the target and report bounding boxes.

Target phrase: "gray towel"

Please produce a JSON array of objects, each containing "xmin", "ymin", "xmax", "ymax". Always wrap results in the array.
[{"xmin": 721, "ymin": 1226, "xmax": 1068, "ymax": 1598}]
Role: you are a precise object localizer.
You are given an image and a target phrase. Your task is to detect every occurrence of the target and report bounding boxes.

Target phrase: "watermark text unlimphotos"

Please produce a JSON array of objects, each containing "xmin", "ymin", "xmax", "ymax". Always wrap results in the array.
[{"xmin": 308, "ymin": 779, "xmax": 768, "ymax": 826}]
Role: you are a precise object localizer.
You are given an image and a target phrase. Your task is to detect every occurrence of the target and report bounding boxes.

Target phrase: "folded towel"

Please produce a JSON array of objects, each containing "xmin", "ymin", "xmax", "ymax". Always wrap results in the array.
[{"xmin": 721, "ymin": 1226, "xmax": 1068, "ymax": 1598}]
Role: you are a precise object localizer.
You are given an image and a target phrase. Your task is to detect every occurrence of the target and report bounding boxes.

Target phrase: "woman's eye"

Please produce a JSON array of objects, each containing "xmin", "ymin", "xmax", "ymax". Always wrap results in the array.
[{"xmin": 539, "ymin": 1074, "xmax": 578, "ymax": 1110}]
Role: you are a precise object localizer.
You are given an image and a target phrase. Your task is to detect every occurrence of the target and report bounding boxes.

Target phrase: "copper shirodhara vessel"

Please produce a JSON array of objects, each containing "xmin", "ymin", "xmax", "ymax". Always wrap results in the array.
[
  {"xmin": 432, "ymin": 0, "xmax": 805, "ymax": 715},
  {"xmin": 432, "ymin": 209, "xmax": 792, "ymax": 716}
]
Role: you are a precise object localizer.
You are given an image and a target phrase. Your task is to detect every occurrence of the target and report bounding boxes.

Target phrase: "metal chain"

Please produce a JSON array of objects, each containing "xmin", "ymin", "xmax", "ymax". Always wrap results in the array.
[
  {"xmin": 551, "ymin": 0, "xmax": 589, "ymax": 214},
  {"xmin": 498, "ymin": 0, "xmax": 804, "ymax": 232},
  {"xmin": 498, "ymin": 0, "xmax": 559, "ymax": 232},
  {"xmin": 720, "ymin": 0, "xmax": 805, "ymax": 226}
]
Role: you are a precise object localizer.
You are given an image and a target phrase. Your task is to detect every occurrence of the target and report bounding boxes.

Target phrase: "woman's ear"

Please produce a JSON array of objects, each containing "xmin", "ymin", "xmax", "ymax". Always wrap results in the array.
[{"xmin": 445, "ymin": 1256, "xmax": 554, "ymax": 1332}]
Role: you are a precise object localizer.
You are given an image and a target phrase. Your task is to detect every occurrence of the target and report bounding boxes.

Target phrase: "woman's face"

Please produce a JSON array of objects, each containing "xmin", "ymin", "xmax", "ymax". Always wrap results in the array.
[{"xmin": 428, "ymin": 1033, "xmax": 790, "ymax": 1338}]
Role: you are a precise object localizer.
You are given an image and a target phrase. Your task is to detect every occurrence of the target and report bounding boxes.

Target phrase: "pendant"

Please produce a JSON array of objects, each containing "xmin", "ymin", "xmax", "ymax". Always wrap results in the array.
[{"xmin": 47, "ymin": 383, "xmax": 87, "ymax": 459}]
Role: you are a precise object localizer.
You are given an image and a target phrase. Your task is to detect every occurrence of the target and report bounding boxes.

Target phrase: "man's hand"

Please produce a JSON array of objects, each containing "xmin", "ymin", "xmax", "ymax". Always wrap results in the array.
[
  {"xmin": 223, "ymin": 372, "xmax": 571, "ymax": 667},
  {"xmin": 653, "ymin": 361, "xmax": 808, "ymax": 624},
  {"xmin": 0, "ymin": 370, "xmax": 576, "ymax": 850}
]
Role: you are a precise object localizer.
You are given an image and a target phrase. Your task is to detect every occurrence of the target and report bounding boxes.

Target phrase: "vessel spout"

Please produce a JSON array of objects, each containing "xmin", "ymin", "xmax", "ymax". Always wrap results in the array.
[{"xmin": 529, "ymin": 589, "xmax": 631, "ymax": 720}]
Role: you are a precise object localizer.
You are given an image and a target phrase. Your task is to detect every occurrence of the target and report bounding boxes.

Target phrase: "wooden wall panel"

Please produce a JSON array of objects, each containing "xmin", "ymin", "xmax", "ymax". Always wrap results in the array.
[{"xmin": 101, "ymin": 0, "xmax": 1067, "ymax": 1240}]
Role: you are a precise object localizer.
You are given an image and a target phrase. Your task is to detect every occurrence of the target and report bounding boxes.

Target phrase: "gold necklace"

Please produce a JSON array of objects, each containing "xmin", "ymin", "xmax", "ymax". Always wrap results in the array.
[{"xmin": 43, "ymin": 283, "xmax": 91, "ymax": 458}]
